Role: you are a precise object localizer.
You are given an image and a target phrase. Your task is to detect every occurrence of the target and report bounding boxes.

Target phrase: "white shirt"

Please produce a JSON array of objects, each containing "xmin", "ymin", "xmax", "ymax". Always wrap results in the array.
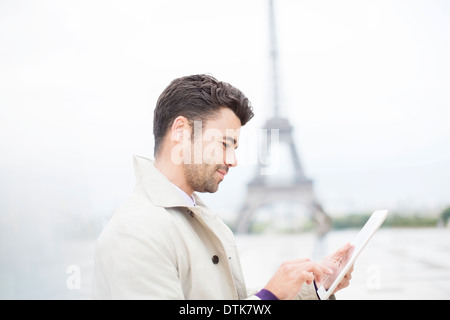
[{"xmin": 170, "ymin": 182, "xmax": 196, "ymax": 207}]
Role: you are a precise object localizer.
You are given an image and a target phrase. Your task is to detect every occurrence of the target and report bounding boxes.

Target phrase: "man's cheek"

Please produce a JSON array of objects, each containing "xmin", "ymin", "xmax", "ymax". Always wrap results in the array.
[{"xmin": 202, "ymin": 143, "xmax": 224, "ymax": 164}]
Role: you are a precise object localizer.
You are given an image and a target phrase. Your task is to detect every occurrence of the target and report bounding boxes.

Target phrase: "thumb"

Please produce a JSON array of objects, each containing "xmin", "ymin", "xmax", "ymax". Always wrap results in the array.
[{"xmin": 334, "ymin": 242, "xmax": 353, "ymax": 259}]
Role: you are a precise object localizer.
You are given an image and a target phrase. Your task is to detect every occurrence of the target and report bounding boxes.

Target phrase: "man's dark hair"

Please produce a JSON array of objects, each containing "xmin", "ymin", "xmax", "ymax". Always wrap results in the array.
[{"xmin": 153, "ymin": 74, "xmax": 254, "ymax": 156}]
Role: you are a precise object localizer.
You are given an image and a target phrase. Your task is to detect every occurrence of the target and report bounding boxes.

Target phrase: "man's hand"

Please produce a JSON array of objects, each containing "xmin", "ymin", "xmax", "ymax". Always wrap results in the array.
[
  {"xmin": 264, "ymin": 258, "xmax": 333, "ymax": 300},
  {"xmin": 318, "ymin": 243, "xmax": 355, "ymax": 294}
]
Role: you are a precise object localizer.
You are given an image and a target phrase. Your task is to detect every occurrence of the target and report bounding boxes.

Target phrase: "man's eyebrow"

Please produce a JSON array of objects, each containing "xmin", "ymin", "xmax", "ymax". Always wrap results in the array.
[{"xmin": 224, "ymin": 136, "xmax": 238, "ymax": 149}]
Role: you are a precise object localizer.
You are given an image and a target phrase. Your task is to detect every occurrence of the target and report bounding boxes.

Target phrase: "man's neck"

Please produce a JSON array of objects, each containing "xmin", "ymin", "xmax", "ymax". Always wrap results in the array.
[{"xmin": 154, "ymin": 154, "xmax": 194, "ymax": 196}]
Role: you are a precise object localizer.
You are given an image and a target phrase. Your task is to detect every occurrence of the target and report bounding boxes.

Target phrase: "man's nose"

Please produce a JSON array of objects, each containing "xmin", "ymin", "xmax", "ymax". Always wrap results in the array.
[{"xmin": 225, "ymin": 150, "xmax": 238, "ymax": 168}]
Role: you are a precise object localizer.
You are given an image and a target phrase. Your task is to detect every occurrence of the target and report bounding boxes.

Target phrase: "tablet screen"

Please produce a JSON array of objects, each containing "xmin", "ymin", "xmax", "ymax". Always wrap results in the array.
[{"xmin": 317, "ymin": 209, "xmax": 388, "ymax": 300}]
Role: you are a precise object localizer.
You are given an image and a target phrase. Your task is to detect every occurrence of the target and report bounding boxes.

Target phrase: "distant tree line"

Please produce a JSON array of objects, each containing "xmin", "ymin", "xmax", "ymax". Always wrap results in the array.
[
  {"xmin": 332, "ymin": 207, "xmax": 450, "ymax": 230},
  {"xmin": 441, "ymin": 206, "xmax": 450, "ymax": 225}
]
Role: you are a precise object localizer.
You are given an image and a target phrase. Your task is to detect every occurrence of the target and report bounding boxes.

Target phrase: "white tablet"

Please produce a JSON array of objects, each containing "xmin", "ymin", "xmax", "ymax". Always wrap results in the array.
[{"xmin": 317, "ymin": 209, "xmax": 389, "ymax": 300}]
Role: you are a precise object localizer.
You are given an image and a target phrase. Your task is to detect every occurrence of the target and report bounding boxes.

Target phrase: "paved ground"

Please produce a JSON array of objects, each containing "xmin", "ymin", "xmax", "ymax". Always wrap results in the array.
[
  {"xmin": 236, "ymin": 228, "xmax": 450, "ymax": 300},
  {"xmin": 2, "ymin": 228, "xmax": 449, "ymax": 299}
]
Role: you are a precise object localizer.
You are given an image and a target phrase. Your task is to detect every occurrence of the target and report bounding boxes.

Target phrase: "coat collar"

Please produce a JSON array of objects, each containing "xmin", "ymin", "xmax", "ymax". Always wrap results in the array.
[{"xmin": 133, "ymin": 155, "xmax": 206, "ymax": 208}]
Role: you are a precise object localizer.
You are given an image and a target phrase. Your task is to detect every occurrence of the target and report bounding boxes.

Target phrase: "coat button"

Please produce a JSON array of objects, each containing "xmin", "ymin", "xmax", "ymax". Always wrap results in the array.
[{"xmin": 212, "ymin": 255, "xmax": 219, "ymax": 264}]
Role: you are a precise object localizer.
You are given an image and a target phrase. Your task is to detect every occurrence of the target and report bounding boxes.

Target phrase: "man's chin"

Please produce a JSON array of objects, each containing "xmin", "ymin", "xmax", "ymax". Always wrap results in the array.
[
  {"xmin": 198, "ymin": 187, "xmax": 220, "ymax": 194},
  {"xmin": 195, "ymin": 182, "xmax": 220, "ymax": 194}
]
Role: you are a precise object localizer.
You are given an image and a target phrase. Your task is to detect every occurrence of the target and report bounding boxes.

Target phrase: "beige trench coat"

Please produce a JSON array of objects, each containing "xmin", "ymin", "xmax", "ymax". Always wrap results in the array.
[{"xmin": 93, "ymin": 155, "xmax": 319, "ymax": 300}]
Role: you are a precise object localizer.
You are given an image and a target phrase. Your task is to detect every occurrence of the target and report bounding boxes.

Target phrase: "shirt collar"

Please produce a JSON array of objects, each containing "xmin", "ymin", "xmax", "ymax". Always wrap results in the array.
[{"xmin": 170, "ymin": 182, "xmax": 196, "ymax": 207}]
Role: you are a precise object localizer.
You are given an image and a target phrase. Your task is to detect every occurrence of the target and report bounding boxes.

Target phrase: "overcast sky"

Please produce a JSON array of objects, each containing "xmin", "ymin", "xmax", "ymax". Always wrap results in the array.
[{"xmin": 1, "ymin": 0, "xmax": 450, "ymax": 221}]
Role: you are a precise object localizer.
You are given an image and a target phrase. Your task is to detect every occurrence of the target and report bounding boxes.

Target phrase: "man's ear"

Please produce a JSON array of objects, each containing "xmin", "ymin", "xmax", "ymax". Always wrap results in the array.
[
  {"xmin": 168, "ymin": 116, "xmax": 192, "ymax": 165},
  {"xmin": 170, "ymin": 116, "xmax": 190, "ymax": 142}
]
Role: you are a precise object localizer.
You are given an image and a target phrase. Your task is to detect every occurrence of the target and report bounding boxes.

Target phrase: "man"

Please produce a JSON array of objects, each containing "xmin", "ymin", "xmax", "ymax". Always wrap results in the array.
[{"xmin": 93, "ymin": 74, "xmax": 353, "ymax": 300}]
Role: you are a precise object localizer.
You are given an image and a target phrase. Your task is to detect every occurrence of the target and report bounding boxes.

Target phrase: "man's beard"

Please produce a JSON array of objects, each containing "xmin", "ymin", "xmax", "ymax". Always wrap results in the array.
[{"xmin": 183, "ymin": 163, "xmax": 228, "ymax": 193}]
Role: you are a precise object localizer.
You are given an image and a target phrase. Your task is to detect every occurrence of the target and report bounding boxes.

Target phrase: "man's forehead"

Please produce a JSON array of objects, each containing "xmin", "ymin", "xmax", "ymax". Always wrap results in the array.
[
  {"xmin": 202, "ymin": 114, "xmax": 241, "ymax": 136},
  {"xmin": 193, "ymin": 119, "xmax": 239, "ymax": 146},
  {"xmin": 199, "ymin": 125, "xmax": 240, "ymax": 141}
]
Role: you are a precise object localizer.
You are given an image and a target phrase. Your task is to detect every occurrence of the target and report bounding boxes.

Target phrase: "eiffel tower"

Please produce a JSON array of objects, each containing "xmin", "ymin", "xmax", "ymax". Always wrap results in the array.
[{"xmin": 234, "ymin": 0, "xmax": 331, "ymax": 235}]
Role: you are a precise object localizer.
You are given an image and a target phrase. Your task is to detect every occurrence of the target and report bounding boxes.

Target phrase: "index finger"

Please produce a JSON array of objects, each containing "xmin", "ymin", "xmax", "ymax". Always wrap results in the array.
[{"xmin": 299, "ymin": 262, "xmax": 333, "ymax": 284}]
